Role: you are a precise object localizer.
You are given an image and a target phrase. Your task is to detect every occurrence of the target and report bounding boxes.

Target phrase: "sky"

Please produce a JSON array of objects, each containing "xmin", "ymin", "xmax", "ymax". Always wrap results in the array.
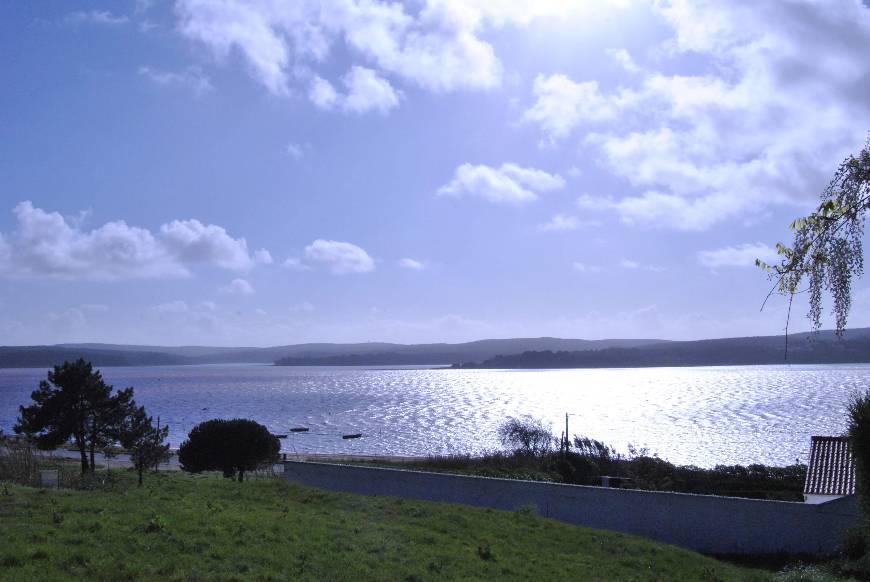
[{"xmin": 1, "ymin": 0, "xmax": 869, "ymax": 347}]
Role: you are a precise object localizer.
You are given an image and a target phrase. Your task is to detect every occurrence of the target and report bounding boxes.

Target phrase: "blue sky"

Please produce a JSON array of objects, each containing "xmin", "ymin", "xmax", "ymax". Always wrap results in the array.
[{"xmin": 1, "ymin": 0, "xmax": 869, "ymax": 346}]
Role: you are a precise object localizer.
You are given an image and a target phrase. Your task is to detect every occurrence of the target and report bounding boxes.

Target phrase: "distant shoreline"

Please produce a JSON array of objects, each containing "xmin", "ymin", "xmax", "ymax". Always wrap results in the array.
[{"xmin": 2, "ymin": 327, "xmax": 870, "ymax": 369}]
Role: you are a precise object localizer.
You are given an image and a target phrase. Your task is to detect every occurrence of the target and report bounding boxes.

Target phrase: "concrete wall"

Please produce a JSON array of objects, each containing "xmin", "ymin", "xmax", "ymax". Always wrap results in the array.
[{"xmin": 283, "ymin": 461, "xmax": 858, "ymax": 556}]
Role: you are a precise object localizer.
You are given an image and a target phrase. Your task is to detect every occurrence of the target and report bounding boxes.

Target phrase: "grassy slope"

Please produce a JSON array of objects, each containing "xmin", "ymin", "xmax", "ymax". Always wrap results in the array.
[{"xmin": 0, "ymin": 471, "xmax": 771, "ymax": 581}]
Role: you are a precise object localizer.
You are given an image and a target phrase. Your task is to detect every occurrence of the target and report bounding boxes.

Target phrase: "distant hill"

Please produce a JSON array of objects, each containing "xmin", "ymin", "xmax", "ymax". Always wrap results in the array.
[
  {"xmin": 7, "ymin": 330, "xmax": 870, "ymax": 370},
  {"xmin": 0, "ymin": 337, "xmax": 667, "ymax": 369},
  {"xmin": 452, "ymin": 328, "xmax": 870, "ymax": 369},
  {"xmin": 272, "ymin": 338, "xmax": 669, "ymax": 366},
  {"xmin": 0, "ymin": 346, "xmax": 187, "ymax": 369}
]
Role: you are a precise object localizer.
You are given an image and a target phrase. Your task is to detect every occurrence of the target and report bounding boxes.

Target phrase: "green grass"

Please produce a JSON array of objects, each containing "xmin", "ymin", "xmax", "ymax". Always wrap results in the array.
[{"xmin": 0, "ymin": 470, "xmax": 773, "ymax": 581}]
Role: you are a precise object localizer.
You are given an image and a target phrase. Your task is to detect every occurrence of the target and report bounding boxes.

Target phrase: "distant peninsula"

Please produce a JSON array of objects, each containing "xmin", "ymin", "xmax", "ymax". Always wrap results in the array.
[{"xmin": 451, "ymin": 329, "xmax": 870, "ymax": 369}]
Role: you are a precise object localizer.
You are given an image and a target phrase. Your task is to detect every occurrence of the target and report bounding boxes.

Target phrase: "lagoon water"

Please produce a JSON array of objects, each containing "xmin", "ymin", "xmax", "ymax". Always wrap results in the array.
[{"xmin": 0, "ymin": 363, "xmax": 867, "ymax": 467}]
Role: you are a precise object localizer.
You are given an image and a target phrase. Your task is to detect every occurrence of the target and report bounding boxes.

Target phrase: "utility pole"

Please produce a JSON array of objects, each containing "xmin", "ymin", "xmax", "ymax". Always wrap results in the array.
[{"xmin": 564, "ymin": 413, "xmax": 569, "ymax": 457}]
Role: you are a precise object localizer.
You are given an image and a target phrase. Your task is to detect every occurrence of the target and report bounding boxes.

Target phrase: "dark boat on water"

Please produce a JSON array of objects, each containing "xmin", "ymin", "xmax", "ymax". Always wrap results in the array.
[{"xmin": 342, "ymin": 433, "xmax": 362, "ymax": 440}]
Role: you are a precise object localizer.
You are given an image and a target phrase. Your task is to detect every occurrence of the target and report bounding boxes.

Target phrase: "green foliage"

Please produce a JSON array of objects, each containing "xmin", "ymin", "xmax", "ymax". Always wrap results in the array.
[
  {"xmin": 848, "ymin": 389, "xmax": 870, "ymax": 525},
  {"xmin": 119, "ymin": 406, "xmax": 170, "ymax": 486},
  {"xmin": 379, "ymin": 447, "xmax": 806, "ymax": 501},
  {"xmin": 178, "ymin": 418, "xmax": 280, "ymax": 482},
  {"xmin": 760, "ymin": 135, "xmax": 870, "ymax": 334},
  {"xmin": 0, "ymin": 470, "xmax": 771, "ymax": 580},
  {"xmin": 14, "ymin": 359, "xmax": 135, "ymax": 475},
  {"xmin": 497, "ymin": 417, "xmax": 556, "ymax": 456}
]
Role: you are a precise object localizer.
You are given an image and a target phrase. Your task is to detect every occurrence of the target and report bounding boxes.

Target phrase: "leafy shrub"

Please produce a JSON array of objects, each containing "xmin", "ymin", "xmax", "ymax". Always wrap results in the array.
[
  {"xmin": 178, "ymin": 419, "xmax": 280, "ymax": 482},
  {"xmin": 839, "ymin": 526, "xmax": 867, "ymax": 561},
  {"xmin": 497, "ymin": 417, "xmax": 555, "ymax": 456},
  {"xmin": 0, "ymin": 440, "xmax": 39, "ymax": 486},
  {"xmin": 849, "ymin": 389, "xmax": 870, "ymax": 526}
]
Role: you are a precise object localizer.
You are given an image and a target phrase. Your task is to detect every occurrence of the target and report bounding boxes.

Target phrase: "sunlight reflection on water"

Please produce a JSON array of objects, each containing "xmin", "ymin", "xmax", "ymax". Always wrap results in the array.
[{"xmin": 0, "ymin": 363, "xmax": 866, "ymax": 467}]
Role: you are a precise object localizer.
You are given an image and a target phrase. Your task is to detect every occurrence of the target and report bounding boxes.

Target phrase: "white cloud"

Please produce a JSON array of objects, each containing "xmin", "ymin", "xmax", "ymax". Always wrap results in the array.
[
  {"xmin": 138, "ymin": 66, "xmax": 213, "ymax": 95},
  {"xmin": 438, "ymin": 163, "xmax": 565, "ymax": 204},
  {"xmin": 606, "ymin": 48, "xmax": 641, "ymax": 74},
  {"xmin": 310, "ymin": 67, "xmax": 401, "ymax": 114},
  {"xmin": 252, "ymin": 248, "xmax": 273, "ymax": 264},
  {"xmin": 398, "ymin": 258, "xmax": 425, "ymax": 270},
  {"xmin": 698, "ymin": 243, "xmax": 778, "ymax": 269},
  {"xmin": 524, "ymin": 1, "xmax": 870, "ymax": 230},
  {"xmin": 173, "ymin": 1, "xmax": 612, "ymax": 102},
  {"xmin": 0, "ymin": 201, "xmax": 270, "ymax": 280},
  {"xmin": 342, "ymin": 67, "xmax": 401, "ymax": 114},
  {"xmin": 289, "ymin": 301, "xmax": 315, "ymax": 313},
  {"xmin": 523, "ymin": 74, "xmax": 618, "ymax": 142},
  {"xmin": 64, "ymin": 10, "xmax": 129, "ymax": 27},
  {"xmin": 174, "ymin": 0, "xmax": 514, "ymax": 96},
  {"xmin": 283, "ymin": 257, "xmax": 310, "ymax": 270},
  {"xmin": 159, "ymin": 219, "xmax": 267, "ymax": 271},
  {"xmin": 538, "ymin": 214, "xmax": 581, "ymax": 232},
  {"xmin": 220, "ymin": 278, "xmax": 255, "ymax": 295},
  {"xmin": 309, "ymin": 76, "xmax": 339, "ymax": 109},
  {"xmin": 163, "ymin": 220, "xmax": 270, "ymax": 270},
  {"xmin": 285, "ymin": 142, "xmax": 309, "ymax": 159},
  {"xmin": 620, "ymin": 258, "xmax": 666, "ymax": 272},
  {"xmin": 572, "ymin": 262, "xmax": 602, "ymax": 273},
  {"xmin": 303, "ymin": 239, "xmax": 375, "ymax": 274}
]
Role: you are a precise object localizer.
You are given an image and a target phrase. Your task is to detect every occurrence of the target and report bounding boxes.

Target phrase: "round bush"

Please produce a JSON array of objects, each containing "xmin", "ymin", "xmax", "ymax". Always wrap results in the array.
[{"xmin": 178, "ymin": 419, "xmax": 280, "ymax": 482}]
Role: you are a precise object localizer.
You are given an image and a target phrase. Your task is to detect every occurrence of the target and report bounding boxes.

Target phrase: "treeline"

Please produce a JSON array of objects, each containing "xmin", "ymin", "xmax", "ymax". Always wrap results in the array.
[
  {"xmin": 453, "ymin": 330, "xmax": 870, "ymax": 368},
  {"xmin": 274, "ymin": 337, "xmax": 668, "ymax": 367},
  {"xmin": 275, "ymin": 352, "xmax": 452, "ymax": 366}
]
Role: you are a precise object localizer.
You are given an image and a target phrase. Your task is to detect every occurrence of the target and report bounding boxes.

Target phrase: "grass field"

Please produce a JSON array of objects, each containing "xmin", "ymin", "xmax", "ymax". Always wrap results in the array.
[{"xmin": 0, "ymin": 469, "xmax": 775, "ymax": 581}]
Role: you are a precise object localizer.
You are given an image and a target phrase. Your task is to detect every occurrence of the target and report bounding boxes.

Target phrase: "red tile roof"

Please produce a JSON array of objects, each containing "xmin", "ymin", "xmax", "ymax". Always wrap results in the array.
[{"xmin": 804, "ymin": 436, "xmax": 855, "ymax": 496}]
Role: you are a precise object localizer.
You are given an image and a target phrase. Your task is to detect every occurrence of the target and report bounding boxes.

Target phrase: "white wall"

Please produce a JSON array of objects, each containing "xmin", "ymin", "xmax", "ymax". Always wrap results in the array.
[{"xmin": 805, "ymin": 493, "xmax": 843, "ymax": 505}]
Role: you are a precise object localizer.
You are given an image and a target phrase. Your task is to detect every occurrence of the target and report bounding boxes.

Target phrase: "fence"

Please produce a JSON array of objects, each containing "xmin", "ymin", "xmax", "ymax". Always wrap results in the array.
[{"xmin": 283, "ymin": 460, "xmax": 858, "ymax": 556}]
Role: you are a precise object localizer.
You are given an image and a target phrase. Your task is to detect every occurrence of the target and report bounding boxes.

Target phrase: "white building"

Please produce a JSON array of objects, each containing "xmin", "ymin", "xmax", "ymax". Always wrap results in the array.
[{"xmin": 804, "ymin": 436, "xmax": 855, "ymax": 504}]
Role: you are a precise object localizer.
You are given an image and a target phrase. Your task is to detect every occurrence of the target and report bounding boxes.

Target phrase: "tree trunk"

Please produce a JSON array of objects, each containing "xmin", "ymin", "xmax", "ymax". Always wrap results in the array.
[
  {"xmin": 138, "ymin": 465, "xmax": 143, "ymax": 487},
  {"xmin": 238, "ymin": 470, "xmax": 244, "ymax": 483},
  {"xmin": 89, "ymin": 443, "xmax": 95, "ymax": 474},
  {"xmin": 74, "ymin": 433, "xmax": 88, "ymax": 475},
  {"xmin": 79, "ymin": 447, "xmax": 88, "ymax": 475}
]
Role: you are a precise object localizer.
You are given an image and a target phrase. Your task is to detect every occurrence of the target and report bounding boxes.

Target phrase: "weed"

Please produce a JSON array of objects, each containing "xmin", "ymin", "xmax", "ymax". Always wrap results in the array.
[{"xmin": 477, "ymin": 543, "xmax": 495, "ymax": 562}]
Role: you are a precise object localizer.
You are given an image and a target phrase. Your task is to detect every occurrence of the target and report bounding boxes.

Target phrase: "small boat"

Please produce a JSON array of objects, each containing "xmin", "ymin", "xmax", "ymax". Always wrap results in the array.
[
  {"xmin": 289, "ymin": 427, "xmax": 310, "ymax": 433},
  {"xmin": 272, "ymin": 433, "xmax": 288, "ymax": 439},
  {"xmin": 342, "ymin": 433, "xmax": 362, "ymax": 440}
]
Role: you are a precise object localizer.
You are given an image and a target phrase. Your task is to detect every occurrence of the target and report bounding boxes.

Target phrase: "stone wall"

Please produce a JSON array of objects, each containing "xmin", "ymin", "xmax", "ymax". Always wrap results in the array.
[{"xmin": 283, "ymin": 460, "xmax": 858, "ymax": 556}]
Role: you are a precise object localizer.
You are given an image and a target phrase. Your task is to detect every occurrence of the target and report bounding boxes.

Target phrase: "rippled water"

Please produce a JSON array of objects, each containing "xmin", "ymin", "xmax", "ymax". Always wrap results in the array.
[{"xmin": 0, "ymin": 363, "xmax": 866, "ymax": 467}]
